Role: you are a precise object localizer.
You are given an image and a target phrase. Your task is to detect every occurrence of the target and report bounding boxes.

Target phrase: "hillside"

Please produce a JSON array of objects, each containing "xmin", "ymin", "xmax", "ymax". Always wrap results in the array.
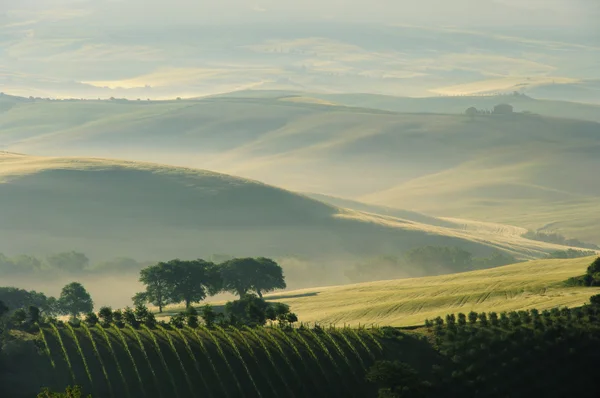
[
  {"xmin": 3, "ymin": 152, "xmax": 566, "ymax": 269},
  {"xmin": 2, "ymin": 95, "xmax": 599, "ymax": 242},
  {"xmin": 266, "ymin": 256, "xmax": 600, "ymax": 327}
]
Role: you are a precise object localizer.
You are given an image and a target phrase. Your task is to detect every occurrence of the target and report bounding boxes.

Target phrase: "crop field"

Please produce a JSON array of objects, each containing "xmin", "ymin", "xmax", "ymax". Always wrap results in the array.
[
  {"xmin": 266, "ymin": 256, "xmax": 600, "ymax": 327},
  {"xmin": 6, "ymin": 323, "xmax": 429, "ymax": 398}
]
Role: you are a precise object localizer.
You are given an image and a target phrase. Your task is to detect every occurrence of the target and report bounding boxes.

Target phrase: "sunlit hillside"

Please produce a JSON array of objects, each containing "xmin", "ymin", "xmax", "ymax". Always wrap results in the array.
[{"xmin": 266, "ymin": 256, "xmax": 600, "ymax": 327}]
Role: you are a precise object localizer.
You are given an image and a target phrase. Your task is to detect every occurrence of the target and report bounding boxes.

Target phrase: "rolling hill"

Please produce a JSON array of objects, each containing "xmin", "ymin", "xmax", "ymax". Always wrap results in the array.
[
  {"xmin": 266, "ymin": 256, "xmax": 600, "ymax": 327},
  {"xmin": 2, "ymin": 93, "xmax": 599, "ymax": 242},
  {"xmin": 0, "ymin": 153, "xmax": 579, "ymax": 282}
]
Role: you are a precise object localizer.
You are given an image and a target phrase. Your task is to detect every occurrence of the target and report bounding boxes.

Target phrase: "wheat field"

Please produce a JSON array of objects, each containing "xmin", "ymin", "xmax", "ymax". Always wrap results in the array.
[{"xmin": 266, "ymin": 256, "xmax": 600, "ymax": 327}]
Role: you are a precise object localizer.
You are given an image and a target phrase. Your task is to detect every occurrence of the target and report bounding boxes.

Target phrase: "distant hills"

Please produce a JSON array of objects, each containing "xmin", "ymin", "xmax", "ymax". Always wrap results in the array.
[{"xmin": 2, "ymin": 91, "xmax": 599, "ymax": 243}]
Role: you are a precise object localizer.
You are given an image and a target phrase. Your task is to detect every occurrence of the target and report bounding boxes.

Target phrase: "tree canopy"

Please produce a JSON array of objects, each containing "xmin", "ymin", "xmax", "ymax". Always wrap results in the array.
[
  {"xmin": 138, "ymin": 263, "xmax": 174, "ymax": 313},
  {"xmin": 58, "ymin": 282, "xmax": 94, "ymax": 318},
  {"xmin": 220, "ymin": 257, "xmax": 286, "ymax": 298},
  {"xmin": 167, "ymin": 259, "xmax": 220, "ymax": 308}
]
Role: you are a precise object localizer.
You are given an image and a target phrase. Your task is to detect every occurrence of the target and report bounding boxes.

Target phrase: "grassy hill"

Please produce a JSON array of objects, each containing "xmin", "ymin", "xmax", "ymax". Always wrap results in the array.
[
  {"xmin": 265, "ymin": 256, "xmax": 600, "ymax": 327},
  {"xmin": 3, "ymin": 94, "xmax": 599, "ymax": 242},
  {"xmin": 3, "ymin": 152, "xmax": 565, "ymax": 268}
]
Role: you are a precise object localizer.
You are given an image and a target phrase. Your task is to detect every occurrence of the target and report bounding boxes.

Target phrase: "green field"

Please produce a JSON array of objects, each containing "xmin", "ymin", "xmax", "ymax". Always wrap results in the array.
[{"xmin": 266, "ymin": 256, "xmax": 600, "ymax": 327}]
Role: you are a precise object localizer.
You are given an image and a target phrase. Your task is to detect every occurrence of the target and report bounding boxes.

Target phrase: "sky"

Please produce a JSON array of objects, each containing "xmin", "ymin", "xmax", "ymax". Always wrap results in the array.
[{"xmin": 0, "ymin": 0, "xmax": 598, "ymax": 100}]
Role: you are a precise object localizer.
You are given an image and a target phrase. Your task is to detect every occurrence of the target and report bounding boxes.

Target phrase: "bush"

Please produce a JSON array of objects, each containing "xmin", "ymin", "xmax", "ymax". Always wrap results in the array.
[
  {"xmin": 84, "ymin": 312, "xmax": 98, "ymax": 327},
  {"xmin": 201, "ymin": 305, "xmax": 217, "ymax": 328},
  {"xmin": 98, "ymin": 306, "xmax": 113, "ymax": 327},
  {"xmin": 123, "ymin": 307, "xmax": 138, "ymax": 328},
  {"xmin": 170, "ymin": 313, "xmax": 186, "ymax": 329}
]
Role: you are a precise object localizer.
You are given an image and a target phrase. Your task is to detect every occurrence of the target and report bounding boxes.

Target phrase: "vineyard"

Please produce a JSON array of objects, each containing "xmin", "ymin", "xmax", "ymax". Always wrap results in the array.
[{"xmin": 9, "ymin": 323, "xmax": 431, "ymax": 398}]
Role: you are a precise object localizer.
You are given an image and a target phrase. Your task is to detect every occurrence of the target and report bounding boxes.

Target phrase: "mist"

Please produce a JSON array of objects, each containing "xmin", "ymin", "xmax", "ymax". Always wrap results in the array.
[{"xmin": 1, "ymin": 0, "xmax": 598, "ymax": 101}]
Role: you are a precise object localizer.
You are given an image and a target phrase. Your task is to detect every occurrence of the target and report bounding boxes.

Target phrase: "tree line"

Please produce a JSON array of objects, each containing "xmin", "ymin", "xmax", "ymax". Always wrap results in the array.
[
  {"xmin": 0, "ymin": 251, "xmax": 149, "ymax": 276},
  {"xmin": 523, "ymin": 231, "xmax": 599, "ymax": 250},
  {"xmin": 134, "ymin": 257, "xmax": 286, "ymax": 312},
  {"xmin": 347, "ymin": 247, "xmax": 518, "ymax": 282}
]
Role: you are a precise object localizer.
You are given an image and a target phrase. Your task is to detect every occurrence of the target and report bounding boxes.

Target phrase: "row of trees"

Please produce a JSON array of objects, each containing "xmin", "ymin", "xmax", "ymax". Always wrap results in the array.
[
  {"xmin": 369, "ymin": 292, "xmax": 600, "ymax": 398},
  {"xmin": 347, "ymin": 247, "xmax": 518, "ymax": 282},
  {"xmin": 465, "ymin": 103, "xmax": 514, "ymax": 116},
  {"xmin": 1, "ymin": 283, "xmax": 94, "ymax": 329},
  {"xmin": 523, "ymin": 231, "xmax": 599, "ymax": 250},
  {"xmin": 0, "ymin": 251, "xmax": 150, "ymax": 276},
  {"xmin": 546, "ymin": 248, "xmax": 597, "ymax": 259},
  {"xmin": 135, "ymin": 257, "xmax": 286, "ymax": 312}
]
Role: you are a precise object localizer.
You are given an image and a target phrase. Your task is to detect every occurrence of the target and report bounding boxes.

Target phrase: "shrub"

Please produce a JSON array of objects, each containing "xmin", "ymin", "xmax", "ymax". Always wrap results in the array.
[{"xmin": 84, "ymin": 312, "xmax": 98, "ymax": 327}]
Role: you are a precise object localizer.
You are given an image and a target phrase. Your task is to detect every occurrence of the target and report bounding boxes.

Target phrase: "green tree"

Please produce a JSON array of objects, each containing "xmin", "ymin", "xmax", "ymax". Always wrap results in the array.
[
  {"xmin": 138, "ymin": 263, "xmax": 173, "ymax": 313},
  {"xmin": 220, "ymin": 257, "xmax": 286, "ymax": 298},
  {"xmin": 10, "ymin": 308, "xmax": 27, "ymax": 328},
  {"xmin": 58, "ymin": 282, "xmax": 94, "ymax": 318},
  {"xmin": 123, "ymin": 307, "xmax": 138, "ymax": 327},
  {"xmin": 132, "ymin": 292, "xmax": 148, "ymax": 307},
  {"xmin": 0, "ymin": 300, "xmax": 8, "ymax": 318},
  {"xmin": 585, "ymin": 257, "xmax": 600, "ymax": 286},
  {"xmin": 46, "ymin": 252, "xmax": 89, "ymax": 273},
  {"xmin": 168, "ymin": 259, "xmax": 221, "ymax": 308},
  {"xmin": 84, "ymin": 312, "xmax": 99, "ymax": 327},
  {"xmin": 185, "ymin": 307, "xmax": 199, "ymax": 328},
  {"xmin": 201, "ymin": 304, "xmax": 217, "ymax": 328},
  {"xmin": 28, "ymin": 305, "xmax": 41, "ymax": 324},
  {"xmin": 98, "ymin": 306, "xmax": 113, "ymax": 327},
  {"xmin": 253, "ymin": 257, "xmax": 287, "ymax": 298}
]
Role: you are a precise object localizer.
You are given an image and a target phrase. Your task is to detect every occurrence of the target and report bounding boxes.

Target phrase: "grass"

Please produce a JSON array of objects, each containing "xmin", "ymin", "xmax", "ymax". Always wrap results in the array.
[{"xmin": 266, "ymin": 256, "xmax": 600, "ymax": 327}]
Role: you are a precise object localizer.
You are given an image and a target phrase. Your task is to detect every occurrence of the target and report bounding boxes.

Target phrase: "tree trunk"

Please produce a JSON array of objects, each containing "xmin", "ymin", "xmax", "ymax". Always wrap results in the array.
[
  {"xmin": 185, "ymin": 299, "xmax": 191, "ymax": 309},
  {"xmin": 158, "ymin": 304, "xmax": 163, "ymax": 313},
  {"xmin": 256, "ymin": 289, "xmax": 263, "ymax": 299}
]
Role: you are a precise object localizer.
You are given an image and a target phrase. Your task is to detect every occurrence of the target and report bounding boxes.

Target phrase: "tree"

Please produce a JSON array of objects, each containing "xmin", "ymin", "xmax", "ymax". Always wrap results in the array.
[
  {"xmin": 98, "ymin": 306, "xmax": 113, "ymax": 327},
  {"xmin": 46, "ymin": 252, "xmax": 89, "ymax": 273},
  {"xmin": 253, "ymin": 258, "xmax": 287, "ymax": 298},
  {"xmin": 132, "ymin": 292, "xmax": 148, "ymax": 307},
  {"xmin": 28, "ymin": 305, "xmax": 41, "ymax": 324},
  {"xmin": 84, "ymin": 312, "xmax": 98, "ymax": 327},
  {"xmin": 201, "ymin": 305, "xmax": 217, "ymax": 328},
  {"xmin": 220, "ymin": 257, "xmax": 286, "ymax": 298},
  {"xmin": 465, "ymin": 107, "xmax": 478, "ymax": 117},
  {"xmin": 138, "ymin": 263, "xmax": 174, "ymax": 313},
  {"xmin": 10, "ymin": 308, "xmax": 27, "ymax": 328},
  {"xmin": 493, "ymin": 103, "xmax": 513, "ymax": 114},
  {"xmin": 468, "ymin": 311, "xmax": 478, "ymax": 325},
  {"xmin": 123, "ymin": 307, "xmax": 138, "ymax": 327},
  {"xmin": 0, "ymin": 300, "xmax": 8, "ymax": 318},
  {"xmin": 58, "ymin": 282, "xmax": 94, "ymax": 318},
  {"xmin": 0, "ymin": 287, "xmax": 57, "ymax": 316},
  {"xmin": 168, "ymin": 259, "xmax": 221, "ymax": 309},
  {"xmin": 585, "ymin": 257, "xmax": 600, "ymax": 286},
  {"xmin": 185, "ymin": 307, "xmax": 199, "ymax": 328}
]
